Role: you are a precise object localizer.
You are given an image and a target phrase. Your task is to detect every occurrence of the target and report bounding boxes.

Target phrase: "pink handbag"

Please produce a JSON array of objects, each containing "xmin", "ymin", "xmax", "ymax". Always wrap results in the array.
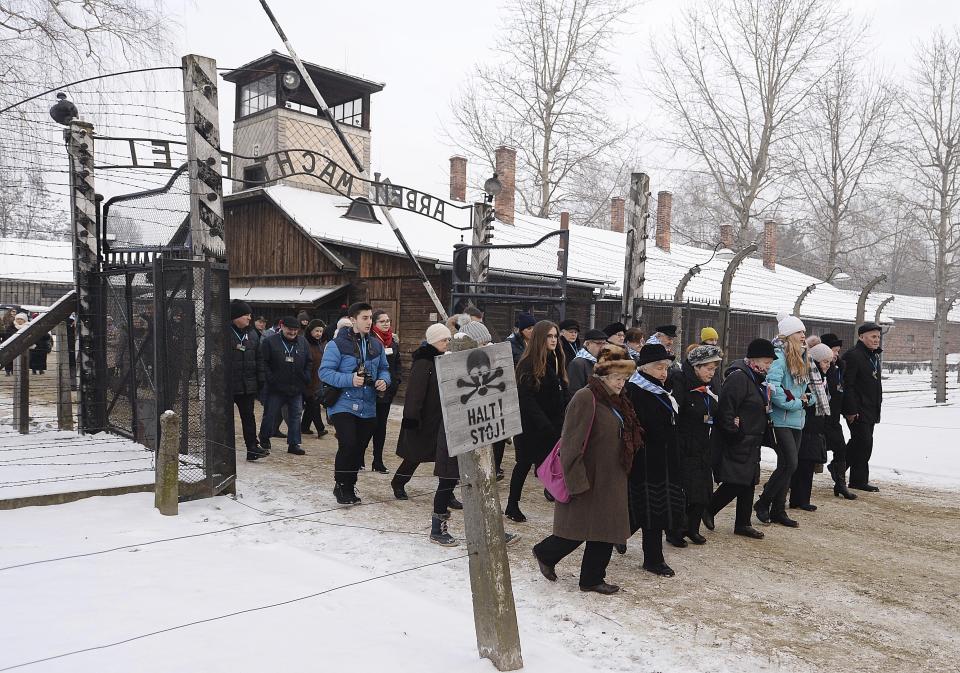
[{"xmin": 536, "ymin": 394, "xmax": 596, "ymax": 503}]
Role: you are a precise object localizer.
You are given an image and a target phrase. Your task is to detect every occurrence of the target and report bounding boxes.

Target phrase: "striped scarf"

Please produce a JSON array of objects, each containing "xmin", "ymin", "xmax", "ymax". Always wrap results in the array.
[
  {"xmin": 629, "ymin": 371, "xmax": 679, "ymax": 413},
  {"xmin": 574, "ymin": 347, "xmax": 597, "ymax": 363},
  {"xmin": 808, "ymin": 359, "xmax": 831, "ymax": 416}
]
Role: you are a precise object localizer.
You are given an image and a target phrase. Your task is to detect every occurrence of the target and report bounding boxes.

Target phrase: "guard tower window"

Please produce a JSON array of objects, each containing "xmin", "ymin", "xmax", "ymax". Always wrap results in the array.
[
  {"xmin": 330, "ymin": 98, "xmax": 363, "ymax": 127},
  {"xmin": 239, "ymin": 75, "xmax": 277, "ymax": 116}
]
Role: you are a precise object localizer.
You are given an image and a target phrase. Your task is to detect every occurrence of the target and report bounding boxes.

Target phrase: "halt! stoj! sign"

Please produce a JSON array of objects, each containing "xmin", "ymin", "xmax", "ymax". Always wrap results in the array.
[{"xmin": 436, "ymin": 342, "xmax": 522, "ymax": 457}]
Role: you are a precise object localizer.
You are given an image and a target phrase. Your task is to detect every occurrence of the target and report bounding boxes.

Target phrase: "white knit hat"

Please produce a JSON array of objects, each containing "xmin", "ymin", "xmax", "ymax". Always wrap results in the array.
[
  {"xmin": 776, "ymin": 312, "xmax": 806, "ymax": 337},
  {"xmin": 809, "ymin": 343, "xmax": 835, "ymax": 363},
  {"xmin": 425, "ymin": 323, "xmax": 452, "ymax": 345},
  {"xmin": 14, "ymin": 313, "xmax": 28, "ymax": 322}
]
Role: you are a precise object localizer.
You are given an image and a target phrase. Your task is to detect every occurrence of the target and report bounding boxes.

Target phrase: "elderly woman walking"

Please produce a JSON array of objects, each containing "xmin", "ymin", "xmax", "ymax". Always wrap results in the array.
[
  {"xmin": 668, "ymin": 344, "xmax": 723, "ymax": 547},
  {"xmin": 626, "ymin": 343, "xmax": 687, "ymax": 577},
  {"xmin": 704, "ymin": 338, "xmax": 777, "ymax": 539},
  {"xmin": 532, "ymin": 349, "xmax": 641, "ymax": 594},
  {"xmin": 754, "ymin": 314, "xmax": 813, "ymax": 528}
]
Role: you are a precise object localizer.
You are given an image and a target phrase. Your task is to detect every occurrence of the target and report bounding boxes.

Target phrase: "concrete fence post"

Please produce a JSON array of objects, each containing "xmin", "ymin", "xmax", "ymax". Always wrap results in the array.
[{"xmin": 156, "ymin": 410, "xmax": 179, "ymax": 515}]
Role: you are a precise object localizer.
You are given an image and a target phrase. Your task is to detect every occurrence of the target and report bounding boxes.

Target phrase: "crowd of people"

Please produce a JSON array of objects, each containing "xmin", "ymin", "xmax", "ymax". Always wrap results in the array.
[{"xmin": 227, "ymin": 300, "xmax": 885, "ymax": 595}]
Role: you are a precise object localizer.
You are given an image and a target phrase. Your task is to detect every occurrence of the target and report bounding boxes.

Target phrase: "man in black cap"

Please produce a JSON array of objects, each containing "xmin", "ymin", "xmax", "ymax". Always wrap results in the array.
[
  {"xmin": 229, "ymin": 299, "xmax": 266, "ymax": 461},
  {"xmin": 840, "ymin": 323, "xmax": 883, "ymax": 492},
  {"xmin": 567, "ymin": 328, "xmax": 611, "ymax": 393},
  {"xmin": 558, "ymin": 318, "xmax": 581, "ymax": 365},
  {"xmin": 646, "ymin": 325, "xmax": 678, "ymax": 355},
  {"xmin": 820, "ymin": 333, "xmax": 854, "ymax": 499},
  {"xmin": 258, "ymin": 315, "xmax": 312, "ymax": 456}
]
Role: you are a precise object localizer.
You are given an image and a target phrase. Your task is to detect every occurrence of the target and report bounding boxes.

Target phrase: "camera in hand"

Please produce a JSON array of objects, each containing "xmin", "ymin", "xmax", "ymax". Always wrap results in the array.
[{"xmin": 356, "ymin": 363, "xmax": 385, "ymax": 398}]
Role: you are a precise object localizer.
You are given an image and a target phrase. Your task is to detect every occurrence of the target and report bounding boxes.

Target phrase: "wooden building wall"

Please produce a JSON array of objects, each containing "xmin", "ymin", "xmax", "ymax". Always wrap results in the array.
[{"xmin": 224, "ymin": 198, "xmax": 345, "ymax": 287}]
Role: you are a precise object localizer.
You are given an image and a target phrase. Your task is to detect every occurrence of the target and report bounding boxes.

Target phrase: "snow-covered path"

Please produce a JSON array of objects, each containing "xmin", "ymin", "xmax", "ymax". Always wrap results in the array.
[{"xmin": 1, "ymin": 372, "xmax": 958, "ymax": 673}]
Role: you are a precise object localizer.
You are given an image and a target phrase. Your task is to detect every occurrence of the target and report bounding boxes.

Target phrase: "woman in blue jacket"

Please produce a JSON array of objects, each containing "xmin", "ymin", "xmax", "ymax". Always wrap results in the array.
[
  {"xmin": 755, "ymin": 313, "xmax": 813, "ymax": 528},
  {"xmin": 319, "ymin": 302, "xmax": 390, "ymax": 505}
]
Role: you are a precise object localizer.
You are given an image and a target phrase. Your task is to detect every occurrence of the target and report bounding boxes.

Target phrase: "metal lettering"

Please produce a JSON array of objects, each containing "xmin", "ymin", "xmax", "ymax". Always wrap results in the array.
[
  {"xmin": 419, "ymin": 193, "xmax": 431, "ymax": 215},
  {"xmin": 318, "ymin": 160, "xmax": 338, "ymax": 186},
  {"xmin": 150, "ymin": 140, "xmax": 172, "ymax": 168},
  {"xmin": 301, "ymin": 150, "xmax": 316, "ymax": 174},
  {"xmin": 406, "ymin": 189, "xmax": 417, "ymax": 211},
  {"xmin": 275, "ymin": 150, "xmax": 295, "ymax": 177},
  {"xmin": 334, "ymin": 170, "xmax": 354, "ymax": 197}
]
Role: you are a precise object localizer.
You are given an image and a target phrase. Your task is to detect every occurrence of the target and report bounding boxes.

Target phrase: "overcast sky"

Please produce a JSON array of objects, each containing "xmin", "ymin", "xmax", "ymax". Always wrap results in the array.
[{"xmin": 177, "ymin": 0, "xmax": 960, "ymax": 204}]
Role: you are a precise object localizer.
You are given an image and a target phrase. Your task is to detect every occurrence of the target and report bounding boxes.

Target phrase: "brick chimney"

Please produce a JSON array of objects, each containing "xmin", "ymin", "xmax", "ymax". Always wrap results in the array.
[
  {"xmin": 494, "ymin": 145, "xmax": 516, "ymax": 225},
  {"xmin": 560, "ymin": 211, "xmax": 569, "ymax": 231},
  {"xmin": 655, "ymin": 191, "xmax": 672, "ymax": 252},
  {"xmin": 719, "ymin": 223, "xmax": 733, "ymax": 249},
  {"xmin": 558, "ymin": 211, "xmax": 569, "ymax": 271},
  {"xmin": 449, "ymin": 156, "xmax": 467, "ymax": 202},
  {"xmin": 763, "ymin": 219, "xmax": 777, "ymax": 270},
  {"xmin": 610, "ymin": 197, "xmax": 625, "ymax": 233}
]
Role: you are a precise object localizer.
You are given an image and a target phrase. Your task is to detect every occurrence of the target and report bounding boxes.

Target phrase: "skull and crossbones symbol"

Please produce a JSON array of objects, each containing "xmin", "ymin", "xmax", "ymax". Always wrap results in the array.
[{"xmin": 457, "ymin": 349, "xmax": 506, "ymax": 403}]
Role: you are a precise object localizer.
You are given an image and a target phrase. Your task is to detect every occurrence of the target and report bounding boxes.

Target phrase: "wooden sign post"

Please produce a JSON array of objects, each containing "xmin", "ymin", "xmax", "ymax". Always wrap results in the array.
[{"xmin": 435, "ymin": 341, "xmax": 523, "ymax": 671}]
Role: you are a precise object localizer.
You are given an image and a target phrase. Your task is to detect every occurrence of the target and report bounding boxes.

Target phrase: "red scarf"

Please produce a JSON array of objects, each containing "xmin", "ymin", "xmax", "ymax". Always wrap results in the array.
[{"xmin": 372, "ymin": 324, "xmax": 393, "ymax": 348}]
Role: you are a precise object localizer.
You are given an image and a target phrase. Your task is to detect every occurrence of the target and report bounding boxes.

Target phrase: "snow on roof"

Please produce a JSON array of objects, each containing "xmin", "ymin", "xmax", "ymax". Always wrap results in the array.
[
  {"xmin": 0, "ymin": 237, "xmax": 74, "ymax": 285},
  {"xmin": 256, "ymin": 186, "xmax": 959, "ymax": 324},
  {"xmin": 230, "ymin": 285, "xmax": 346, "ymax": 304}
]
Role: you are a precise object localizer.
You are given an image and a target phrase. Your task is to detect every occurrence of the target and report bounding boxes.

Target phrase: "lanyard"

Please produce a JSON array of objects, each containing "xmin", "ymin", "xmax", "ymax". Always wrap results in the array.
[
  {"xmin": 231, "ymin": 328, "xmax": 247, "ymax": 344},
  {"xmin": 611, "ymin": 408, "xmax": 625, "ymax": 427},
  {"xmin": 282, "ymin": 339, "xmax": 296, "ymax": 358},
  {"xmin": 653, "ymin": 393, "xmax": 676, "ymax": 417},
  {"xmin": 703, "ymin": 394, "xmax": 711, "ymax": 417},
  {"xmin": 356, "ymin": 334, "xmax": 367, "ymax": 363}
]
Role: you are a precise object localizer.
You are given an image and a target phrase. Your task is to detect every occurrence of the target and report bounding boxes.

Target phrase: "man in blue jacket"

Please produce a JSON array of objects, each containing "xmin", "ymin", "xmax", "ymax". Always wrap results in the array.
[
  {"xmin": 320, "ymin": 302, "xmax": 391, "ymax": 505},
  {"xmin": 258, "ymin": 316, "xmax": 311, "ymax": 456}
]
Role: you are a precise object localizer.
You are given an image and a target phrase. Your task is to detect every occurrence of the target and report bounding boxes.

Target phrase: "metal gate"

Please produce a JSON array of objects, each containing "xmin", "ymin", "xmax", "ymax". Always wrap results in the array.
[{"xmin": 99, "ymin": 254, "xmax": 234, "ymax": 498}]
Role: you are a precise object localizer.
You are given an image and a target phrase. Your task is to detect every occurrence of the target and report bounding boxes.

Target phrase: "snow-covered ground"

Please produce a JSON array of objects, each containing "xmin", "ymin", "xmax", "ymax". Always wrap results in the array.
[
  {"xmin": 0, "ymin": 371, "xmax": 958, "ymax": 673},
  {"xmin": 0, "ymin": 430, "xmax": 154, "ymax": 501}
]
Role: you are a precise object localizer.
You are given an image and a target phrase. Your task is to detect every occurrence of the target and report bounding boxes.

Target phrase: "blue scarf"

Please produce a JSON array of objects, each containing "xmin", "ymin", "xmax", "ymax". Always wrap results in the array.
[
  {"xmin": 573, "ymin": 347, "xmax": 597, "ymax": 363},
  {"xmin": 629, "ymin": 371, "xmax": 679, "ymax": 413}
]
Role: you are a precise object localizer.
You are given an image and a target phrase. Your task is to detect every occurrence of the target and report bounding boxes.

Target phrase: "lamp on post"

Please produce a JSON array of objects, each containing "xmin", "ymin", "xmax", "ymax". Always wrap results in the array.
[
  {"xmin": 672, "ymin": 243, "xmax": 733, "ymax": 350},
  {"xmin": 793, "ymin": 266, "xmax": 850, "ymax": 316},
  {"xmin": 856, "ymin": 274, "xmax": 887, "ymax": 325},
  {"xmin": 718, "ymin": 243, "xmax": 758, "ymax": 370}
]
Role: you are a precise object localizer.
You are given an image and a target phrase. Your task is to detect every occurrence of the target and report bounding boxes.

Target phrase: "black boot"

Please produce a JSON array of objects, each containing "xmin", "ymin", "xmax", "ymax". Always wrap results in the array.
[
  {"xmin": 504, "ymin": 503, "xmax": 526, "ymax": 523},
  {"xmin": 830, "ymin": 463, "xmax": 857, "ymax": 500},
  {"xmin": 447, "ymin": 496, "xmax": 463, "ymax": 510},
  {"xmin": 665, "ymin": 531, "xmax": 688, "ymax": 548},
  {"xmin": 754, "ymin": 499, "xmax": 771, "ymax": 524},
  {"xmin": 430, "ymin": 514, "xmax": 458, "ymax": 546}
]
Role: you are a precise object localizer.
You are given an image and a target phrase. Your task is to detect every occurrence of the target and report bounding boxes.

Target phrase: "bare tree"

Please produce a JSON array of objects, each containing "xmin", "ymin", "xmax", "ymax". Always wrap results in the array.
[
  {"xmin": 901, "ymin": 30, "xmax": 960, "ymax": 403},
  {"xmin": 652, "ymin": 0, "xmax": 851, "ymax": 246},
  {"xmin": 449, "ymin": 0, "xmax": 635, "ymax": 221},
  {"xmin": 0, "ymin": 1, "xmax": 173, "ymax": 239},
  {"xmin": 792, "ymin": 50, "xmax": 899, "ymax": 276}
]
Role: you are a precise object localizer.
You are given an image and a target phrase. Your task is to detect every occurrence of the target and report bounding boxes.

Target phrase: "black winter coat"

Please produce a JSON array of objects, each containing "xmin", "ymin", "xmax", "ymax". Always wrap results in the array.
[
  {"xmin": 29, "ymin": 332, "xmax": 53, "ymax": 372},
  {"xmin": 841, "ymin": 341, "xmax": 882, "ymax": 424},
  {"xmin": 712, "ymin": 359, "xmax": 770, "ymax": 486},
  {"xmin": 559, "ymin": 338, "xmax": 579, "ymax": 369},
  {"xmin": 373, "ymin": 334, "xmax": 402, "ymax": 405},
  {"xmin": 799, "ymin": 405, "xmax": 828, "ymax": 463},
  {"xmin": 673, "ymin": 361, "xmax": 717, "ymax": 507},
  {"xmin": 823, "ymin": 361, "xmax": 846, "ymax": 454},
  {"xmin": 626, "ymin": 374, "xmax": 686, "ymax": 531},
  {"xmin": 228, "ymin": 323, "xmax": 264, "ymax": 397},
  {"xmin": 514, "ymin": 354, "xmax": 569, "ymax": 465},
  {"xmin": 396, "ymin": 344, "xmax": 443, "ymax": 463},
  {"xmin": 506, "ymin": 332, "xmax": 526, "ymax": 365},
  {"xmin": 259, "ymin": 332, "xmax": 311, "ymax": 397}
]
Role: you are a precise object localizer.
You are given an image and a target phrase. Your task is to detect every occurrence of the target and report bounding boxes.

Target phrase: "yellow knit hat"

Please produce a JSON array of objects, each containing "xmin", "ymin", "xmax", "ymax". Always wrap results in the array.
[{"xmin": 700, "ymin": 327, "xmax": 719, "ymax": 342}]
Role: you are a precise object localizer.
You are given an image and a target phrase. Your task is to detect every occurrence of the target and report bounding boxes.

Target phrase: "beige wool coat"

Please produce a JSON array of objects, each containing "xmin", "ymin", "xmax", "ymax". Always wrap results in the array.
[{"xmin": 552, "ymin": 386, "xmax": 631, "ymax": 545}]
